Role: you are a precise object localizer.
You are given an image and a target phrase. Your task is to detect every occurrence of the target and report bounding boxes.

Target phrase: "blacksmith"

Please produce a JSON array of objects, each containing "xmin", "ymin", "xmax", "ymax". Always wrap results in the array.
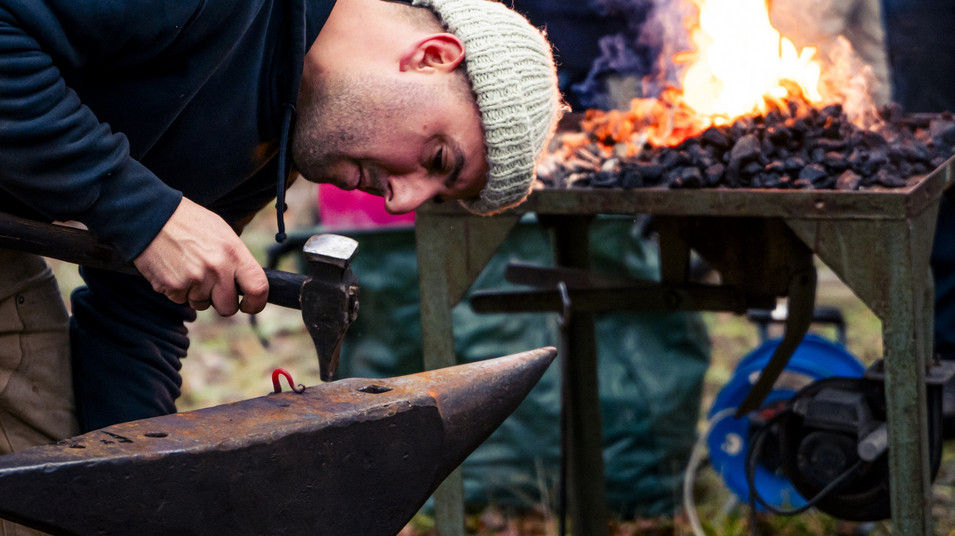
[{"xmin": 0, "ymin": 0, "xmax": 561, "ymax": 520}]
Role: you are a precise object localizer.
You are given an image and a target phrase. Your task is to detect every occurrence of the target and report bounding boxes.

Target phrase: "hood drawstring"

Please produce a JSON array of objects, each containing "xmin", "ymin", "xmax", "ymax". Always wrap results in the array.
[
  {"xmin": 275, "ymin": 103, "xmax": 295, "ymax": 243},
  {"xmin": 275, "ymin": 0, "xmax": 307, "ymax": 244}
]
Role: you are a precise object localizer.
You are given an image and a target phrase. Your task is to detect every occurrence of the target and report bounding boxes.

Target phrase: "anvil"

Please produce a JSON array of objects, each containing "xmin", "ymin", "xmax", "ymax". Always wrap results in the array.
[{"xmin": 0, "ymin": 347, "xmax": 557, "ymax": 536}]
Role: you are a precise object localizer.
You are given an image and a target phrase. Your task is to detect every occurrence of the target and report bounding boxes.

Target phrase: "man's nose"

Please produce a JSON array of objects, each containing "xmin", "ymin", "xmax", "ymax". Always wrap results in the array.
[{"xmin": 384, "ymin": 174, "xmax": 441, "ymax": 214}]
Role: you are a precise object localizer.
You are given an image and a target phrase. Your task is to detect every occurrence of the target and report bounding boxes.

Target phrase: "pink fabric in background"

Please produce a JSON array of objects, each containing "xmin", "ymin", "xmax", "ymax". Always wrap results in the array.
[{"xmin": 316, "ymin": 184, "xmax": 415, "ymax": 231}]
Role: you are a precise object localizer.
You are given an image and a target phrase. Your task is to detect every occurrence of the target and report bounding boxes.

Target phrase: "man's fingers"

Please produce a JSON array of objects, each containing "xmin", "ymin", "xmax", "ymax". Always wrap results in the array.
[
  {"xmin": 236, "ymin": 261, "xmax": 269, "ymax": 315},
  {"xmin": 206, "ymin": 288, "xmax": 237, "ymax": 316},
  {"xmin": 182, "ymin": 260, "xmax": 265, "ymax": 316},
  {"xmin": 132, "ymin": 197, "xmax": 269, "ymax": 316},
  {"xmin": 187, "ymin": 280, "xmax": 217, "ymax": 311},
  {"xmin": 189, "ymin": 298, "xmax": 212, "ymax": 311}
]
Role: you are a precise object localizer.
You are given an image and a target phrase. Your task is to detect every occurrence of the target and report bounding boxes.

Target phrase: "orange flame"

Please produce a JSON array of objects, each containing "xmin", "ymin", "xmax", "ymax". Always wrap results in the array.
[
  {"xmin": 571, "ymin": 0, "xmax": 843, "ymax": 154},
  {"xmin": 680, "ymin": 0, "xmax": 822, "ymax": 121}
]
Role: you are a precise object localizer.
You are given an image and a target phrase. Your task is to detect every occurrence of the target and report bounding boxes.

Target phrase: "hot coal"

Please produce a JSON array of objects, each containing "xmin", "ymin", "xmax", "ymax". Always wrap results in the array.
[{"xmin": 538, "ymin": 104, "xmax": 955, "ymax": 191}]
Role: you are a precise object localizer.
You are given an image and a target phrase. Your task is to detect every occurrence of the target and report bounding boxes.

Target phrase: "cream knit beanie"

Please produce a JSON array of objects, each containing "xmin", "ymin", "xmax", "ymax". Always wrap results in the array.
[{"xmin": 412, "ymin": 0, "xmax": 563, "ymax": 215}]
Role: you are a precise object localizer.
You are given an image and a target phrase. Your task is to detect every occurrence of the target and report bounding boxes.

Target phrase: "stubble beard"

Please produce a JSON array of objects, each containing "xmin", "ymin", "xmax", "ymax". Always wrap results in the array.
[{"xmin": 291, "ymin": 74, "xmax": 369, "ymax": 187}]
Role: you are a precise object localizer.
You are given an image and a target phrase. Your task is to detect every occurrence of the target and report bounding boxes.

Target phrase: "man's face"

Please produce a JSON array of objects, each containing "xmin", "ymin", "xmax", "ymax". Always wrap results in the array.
[{"xmin": 292, "ymin": 71, "xmax": 489, "ymax": 214}]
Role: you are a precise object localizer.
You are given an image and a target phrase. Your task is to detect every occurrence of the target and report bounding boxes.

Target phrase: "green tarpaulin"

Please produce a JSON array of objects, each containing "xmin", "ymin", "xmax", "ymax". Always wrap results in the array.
[{"xmin": 313, "ymin": 215, "xmax": 709, "ymax": 516}]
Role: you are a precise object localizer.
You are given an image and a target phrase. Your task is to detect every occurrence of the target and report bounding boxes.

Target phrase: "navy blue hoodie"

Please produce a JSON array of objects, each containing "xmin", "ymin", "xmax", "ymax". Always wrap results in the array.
[{"xmin": 0, "ymin": 0, "xmax": 335, "ymax": 259}]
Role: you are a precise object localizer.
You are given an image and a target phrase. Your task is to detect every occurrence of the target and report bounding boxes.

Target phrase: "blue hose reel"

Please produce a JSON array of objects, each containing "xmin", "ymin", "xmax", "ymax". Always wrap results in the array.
[{"xmin": 706, "ymin": 330, "xmax": 866, "ymax": 510}]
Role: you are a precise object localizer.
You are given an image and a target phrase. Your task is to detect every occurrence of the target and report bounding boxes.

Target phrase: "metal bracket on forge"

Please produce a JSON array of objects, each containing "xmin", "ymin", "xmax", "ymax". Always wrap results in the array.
[
  {"xmin": 735, "ymin": 265, "xmax": 817, "ymax": 416},
  {"xmin": 651, "ymin": 216, "xmax": 820, "ymax": 417},
  {"xmin": 469, "ymin": 262, "xmax": 775, "ymax": 315}
]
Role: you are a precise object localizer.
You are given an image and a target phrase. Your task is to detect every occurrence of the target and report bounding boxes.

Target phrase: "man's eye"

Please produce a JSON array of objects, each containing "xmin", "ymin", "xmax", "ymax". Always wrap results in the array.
[{"xmin": 431, "ymin": 148, "xmax": 445, "ymax": 172}]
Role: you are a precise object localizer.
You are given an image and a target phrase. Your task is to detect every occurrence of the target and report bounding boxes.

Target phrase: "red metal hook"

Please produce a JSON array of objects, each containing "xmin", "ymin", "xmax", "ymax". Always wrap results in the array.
[{"xmin": 271, "ymin": 368, "xmax": 306, "ymax": 394}]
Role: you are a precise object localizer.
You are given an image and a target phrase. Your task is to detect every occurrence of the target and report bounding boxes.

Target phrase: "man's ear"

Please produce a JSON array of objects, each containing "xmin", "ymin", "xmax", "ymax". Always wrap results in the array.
[{"xmin": 399, "ymin": 33, "xmax": 465, "ymax": 73}]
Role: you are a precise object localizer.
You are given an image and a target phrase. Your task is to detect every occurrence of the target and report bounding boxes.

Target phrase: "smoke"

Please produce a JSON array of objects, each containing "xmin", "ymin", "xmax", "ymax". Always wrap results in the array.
[
  {"xmin": 569, "ymin": 0, "xmax": 699, "ymax": 110},
  {"xmin": 640, "ymin": 0, "xmax": 696, "ymax": 94},
  {"xmin": 570, "ymin": 0, "xmax": 676, "ymax": 110}
]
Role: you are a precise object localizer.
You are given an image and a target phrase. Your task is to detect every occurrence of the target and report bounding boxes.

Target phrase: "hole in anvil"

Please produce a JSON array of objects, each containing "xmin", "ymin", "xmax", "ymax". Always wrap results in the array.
[
  {"xmin": 144, "ymin": 432, "xmax": 168, "ymax": 438},
  {"xmin": 358, "ymin": 384, "xmax": 393, "ymax": 394}
]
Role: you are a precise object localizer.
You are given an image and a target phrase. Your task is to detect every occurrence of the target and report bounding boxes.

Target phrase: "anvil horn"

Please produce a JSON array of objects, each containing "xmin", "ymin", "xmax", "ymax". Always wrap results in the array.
[{"xmin": 0, "ymin": 347, "xmax": 557, "ymax": 536}]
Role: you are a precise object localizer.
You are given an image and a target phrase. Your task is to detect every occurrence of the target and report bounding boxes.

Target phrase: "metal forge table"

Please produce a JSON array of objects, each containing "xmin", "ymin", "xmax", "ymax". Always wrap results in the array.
[{"xmin": 414, "ymin": 157, "xmax": 955, "ymax": 536}]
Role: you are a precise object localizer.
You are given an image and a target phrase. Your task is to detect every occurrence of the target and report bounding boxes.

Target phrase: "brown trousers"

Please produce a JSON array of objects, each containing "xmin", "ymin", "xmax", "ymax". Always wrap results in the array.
[{"xmin": 0, "ymin": 251, "xmax": 79, "ymax": 535}]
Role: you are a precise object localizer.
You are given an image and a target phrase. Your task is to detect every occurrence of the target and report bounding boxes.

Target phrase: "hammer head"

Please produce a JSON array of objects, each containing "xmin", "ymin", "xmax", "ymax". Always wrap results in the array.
[{"xmin": 299, "ymin": 234, "xmax": 360, "ymax": 382}]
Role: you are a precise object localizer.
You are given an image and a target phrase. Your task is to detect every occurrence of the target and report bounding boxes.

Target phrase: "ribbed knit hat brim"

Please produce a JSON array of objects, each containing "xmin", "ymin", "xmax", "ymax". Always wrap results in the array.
[{"xmin": 413, "ymin": 0, "xmax": 563, "ymax": 214}]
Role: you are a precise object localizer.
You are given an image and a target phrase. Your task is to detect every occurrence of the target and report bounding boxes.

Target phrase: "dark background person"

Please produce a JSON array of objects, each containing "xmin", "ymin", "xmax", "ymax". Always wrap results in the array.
[
  {"xmin": 880, "ymin": 0, "xmax": 955, "ymax": 433},
  {"xmin": 509, "ymin": 0, "xmax": 636, "ymax": 110},
  {"xmin": 881, "ymin": 0, "xmax": 955, "ymax": 115}
]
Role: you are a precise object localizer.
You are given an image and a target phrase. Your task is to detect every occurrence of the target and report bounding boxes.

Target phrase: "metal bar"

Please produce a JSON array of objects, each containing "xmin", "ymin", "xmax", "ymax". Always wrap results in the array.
[
  {"xmin": 0, "ymin": 213, "xmax": 135, "ymax": 274},
  {"xmin": 654, "ymin": 217, "xmax": 692, "ymax": 284},
  {"xmin": 503, "ymin": 262, "xmax": 642, "ymax": 289},
  {"xmin": 735, "ymin": 264, "xmax": 816, "ymax": 415},
  {"xmin": 544, "ymin": 214, "xmax": 608, "ymax": 536},
  {"xmin": 470, "ymin": 283, "xmax": 767, "ymax": 315}
]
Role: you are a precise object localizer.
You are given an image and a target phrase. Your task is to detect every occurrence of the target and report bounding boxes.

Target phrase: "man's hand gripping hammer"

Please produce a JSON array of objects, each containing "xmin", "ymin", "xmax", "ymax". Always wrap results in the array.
[{"xmin": 0, "ymin": 212, "xmax": 359, "ymax": 382}]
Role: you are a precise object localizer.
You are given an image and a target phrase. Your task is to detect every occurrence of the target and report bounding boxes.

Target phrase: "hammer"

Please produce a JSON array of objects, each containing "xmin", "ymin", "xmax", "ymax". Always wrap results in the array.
[{"xmin": 0, "ymin": 212, "xmax": 358, "ymax": 382}]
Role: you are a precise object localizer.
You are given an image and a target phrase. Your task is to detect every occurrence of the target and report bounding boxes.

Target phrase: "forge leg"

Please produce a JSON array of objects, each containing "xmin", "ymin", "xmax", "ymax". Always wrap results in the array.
[
  {"xmin": 787, "ymin": 207, "xmax": 940, "ymax": 535},
  {"xmin": 547, "ymin": 215, "xmax": 608, "ymax": 536},
  {"xmin": 868, "ymin": 288, "xmax": 935, "ymax": 533},
  {"xmin": 418, "ymin": 277, "xmax": 464, "ymax": 534},
  {"xmin": 880, "ymin": 219, "xmax": 935, "ymax": 535},
  {"xmin": 415, "ymin": 211, "xmax": 521, "ymax": 536}
]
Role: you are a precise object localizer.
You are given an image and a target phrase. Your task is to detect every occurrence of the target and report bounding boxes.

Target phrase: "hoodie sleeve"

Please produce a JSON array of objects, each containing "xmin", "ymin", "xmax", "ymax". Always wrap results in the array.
[{"xmin": 0, "ymin": 1, "xmax": 202, "ymax": 260}]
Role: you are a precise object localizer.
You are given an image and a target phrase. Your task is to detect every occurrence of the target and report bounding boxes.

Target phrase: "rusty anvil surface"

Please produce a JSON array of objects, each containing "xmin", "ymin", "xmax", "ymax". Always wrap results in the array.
[{"xmin": 0, "ymin": 347, "xmax": 557, "ymax": 536}]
